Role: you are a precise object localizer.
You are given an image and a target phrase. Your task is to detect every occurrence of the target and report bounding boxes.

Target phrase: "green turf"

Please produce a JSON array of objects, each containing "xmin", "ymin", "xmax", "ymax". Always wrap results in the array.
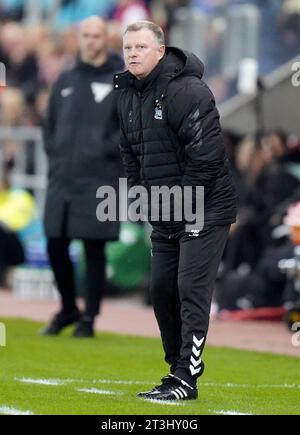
[{"xmin": 0, "ymin": 317, "xmax": 299, "ymax": 415}]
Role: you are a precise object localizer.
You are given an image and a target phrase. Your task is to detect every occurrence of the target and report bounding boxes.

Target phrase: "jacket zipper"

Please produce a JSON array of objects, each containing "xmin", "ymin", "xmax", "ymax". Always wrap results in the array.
[{"xmin": 137, "ymin": 90, "xmax": 146, "ymax": 185}]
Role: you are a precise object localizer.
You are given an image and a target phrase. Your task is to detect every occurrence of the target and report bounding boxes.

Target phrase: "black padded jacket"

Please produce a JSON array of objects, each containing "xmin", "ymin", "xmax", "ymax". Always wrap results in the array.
[{"xmin": 114, "ymin": 46, "xmax": 237, "ymax": 234}]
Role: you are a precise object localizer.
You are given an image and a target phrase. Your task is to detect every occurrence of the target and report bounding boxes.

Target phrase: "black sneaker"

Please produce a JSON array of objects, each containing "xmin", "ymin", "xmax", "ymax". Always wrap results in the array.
[
  {"xmin": 40, "ymin": 309, "xmax": 81, "ymax": 335},
  {"xmin": 138, "ymin": 374, "xmax": 198, "ymax": 401},
  {"xmin": 137, "ymin": 375, "xmax": 172, "ymax": 398},
  {"xmin": 73, "ymin": 317, "xmax": 94, "ymax": 338}
]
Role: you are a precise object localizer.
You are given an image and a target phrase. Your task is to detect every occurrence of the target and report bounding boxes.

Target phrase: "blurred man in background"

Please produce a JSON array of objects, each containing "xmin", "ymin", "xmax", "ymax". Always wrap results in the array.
[
  {"xmin": 0, "ymin": 21, "xmax": 39, "ymax": 102},
  {"xmin": 42, "ymin": 16, "xmax": 123, "ymax": 338}
]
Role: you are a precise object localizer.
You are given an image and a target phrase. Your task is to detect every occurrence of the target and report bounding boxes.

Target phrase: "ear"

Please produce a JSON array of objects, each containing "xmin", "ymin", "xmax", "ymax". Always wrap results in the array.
[{"xmin": 158, "ymin": 45, "xmax": 165, "ymax": 60}]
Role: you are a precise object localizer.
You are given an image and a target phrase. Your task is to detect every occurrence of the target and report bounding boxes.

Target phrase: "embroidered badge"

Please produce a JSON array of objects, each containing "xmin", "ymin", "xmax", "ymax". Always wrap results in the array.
[{"xmin": 154, "ymin": 99, "xmax": 163, "ymax": 120}]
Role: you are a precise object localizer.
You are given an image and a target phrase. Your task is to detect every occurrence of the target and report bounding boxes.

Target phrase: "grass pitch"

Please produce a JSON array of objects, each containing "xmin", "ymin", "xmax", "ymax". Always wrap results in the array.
[{"xmin": 0, "ymin": 318, "xmax": 299, "ymax": 415}]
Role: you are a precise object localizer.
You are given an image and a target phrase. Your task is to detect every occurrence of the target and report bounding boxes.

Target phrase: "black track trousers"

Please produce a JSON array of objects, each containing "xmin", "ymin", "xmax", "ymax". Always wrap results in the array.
[{"xmin": 150, "ymin": 225, "xmax": 230, "ymax": 385}]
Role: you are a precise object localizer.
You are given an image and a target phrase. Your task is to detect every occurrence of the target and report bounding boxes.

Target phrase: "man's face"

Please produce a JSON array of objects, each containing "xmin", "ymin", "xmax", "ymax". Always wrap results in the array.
[
  {"xmin": 79, "ymin": 20, "xmax": 108, "ymax": 62},
  {"xmin": 123, "ymin": 29, "xmax": 165, "ymax": 79}
]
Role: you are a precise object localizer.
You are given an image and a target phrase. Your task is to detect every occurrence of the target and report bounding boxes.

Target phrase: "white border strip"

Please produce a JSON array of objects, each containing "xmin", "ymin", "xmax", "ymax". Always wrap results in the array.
[
  {"xmin": 212, "ymin": 410, "xmax": 252, "ymax": 415},
  {"xmin": 77, "ymin": 388, "xmax": 123, "ymax": 395},
  {"xmin": 91, "ymin": 379, "xmax": 155, "ymax": 385},
  {"xmin": 202, "ymin": 382, "xmax": 300, "ymax": 389},
  {"xmin": 143, "ymin": 399, "xmax": 185, "ymax": 406},
  {"xmin": 17, "ymin": 377, "xmax": 64, "ymax": 386},
  {"xmin": 0, "ymin": 406, "xmax": 34, "ymax": 415},
  {"xmin": 15, "ymin": 377, "xmax": 155, "ymax": 386}
]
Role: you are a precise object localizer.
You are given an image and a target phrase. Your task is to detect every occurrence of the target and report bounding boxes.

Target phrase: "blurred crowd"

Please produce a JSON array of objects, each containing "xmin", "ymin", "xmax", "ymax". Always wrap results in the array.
[
  {"xmin": 0, "ymin": 1, "xmax": 298, "ymax": 126},
  {"xmin": 0, "ymin": 0, "xmax": 300, "ymax": 317},
  {"xmin": 217, "ymin": 130, "xmax": 300, "ymax": 316},
  {"xmin": 0, "ymin": 1, "xmax": 299, "ymax": 122},
  {"xmin": 0, "ymin": 1, "xmax": 188, "ymax": 127}
]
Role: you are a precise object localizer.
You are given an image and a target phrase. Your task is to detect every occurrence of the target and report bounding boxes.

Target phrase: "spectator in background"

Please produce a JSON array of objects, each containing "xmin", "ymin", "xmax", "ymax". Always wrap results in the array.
[
  {"xmin": 0, "ymin": 22, "xmax": 39, "ymax": 102},
  {"xmin": 60, "ymin": 26, "xmax": 80, "ymax": 58},
  {"xmin": 163, "ymin": 0, "xmax": 189, "ymax": 37},
  {"xmin": 0, "ymin": 0, "xmax": 23, "ymax": 20},
  {"xmin": 41, "ymin": 16, "xmax": 123, "ymax": 338},
  {"xmin": 191, "ymin": 0, "xmax": 228, "ymax": 15},
  {"xmin": 216, "ymin": 130, "xmax": 300, "ymax": 313},
  {"xmin": 37, "ymin": 38, "xmax": 74, "ymax": 88},
  {"xmin": 52, "ymin": 0, "xmax": 114, "ymax": 28},
  {"xmin": 111, "ymin": 0, "xmax": 151, "ymax": 32},
  {"xmin": 0, "ymin": 84, "xmax": 40, "ymax": 177},
  {"xmin": 278, "ymin": 0, "xmax": 300, "ymax": 61},
  {"xmin": 0, "ymin": 86, "xmax": 26, "ymax": 125},
  {"xmin": 31, "ymin": 86, "xmax": 50, "ymax": 126},
  {"xmin": 0, "ymin": 86, "xmax": 26, "ymax": 165},
  {"xmin": 223, "ymin": 131, "xmax": 299, "ymax": 272}
]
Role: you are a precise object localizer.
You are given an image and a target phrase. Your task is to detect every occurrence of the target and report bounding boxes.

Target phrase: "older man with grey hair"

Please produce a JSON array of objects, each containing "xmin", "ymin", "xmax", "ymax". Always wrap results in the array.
[{"xmin": 115, "ymin": 20, "xmax": 237, "ymax": 400}]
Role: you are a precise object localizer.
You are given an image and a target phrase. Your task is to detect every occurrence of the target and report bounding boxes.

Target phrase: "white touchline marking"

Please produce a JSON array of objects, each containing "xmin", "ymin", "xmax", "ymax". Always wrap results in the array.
[
  {"xmin": 213, "ymin": 410, "xmax": 252, "ymax": 416},
  {"xmin": 91, "ymin": 380, "xmax": 300, "ymax": 390},
  {"xmin": 14, "ymin": 377, "xmax": 300, "ymax": 390},
  {"xmin": 15, "ymin": 377, "xmax": 155, "ymax": 386},
  {"xmin": 16, "ymin": 377, "xmax": 65, "ymax": 386},
  {"xmin": 77, "ymin": 388, "xmax": 123, "ymax": 395},
  {"xmin": 201, "ymin": 382, "xmax": 300, "ymax": 389},
  {"xmin": 92, "ymin": 379, "xmax": 155, "ymax": 385},
  {"xmin": 143, "ymin": 399, "xmax": 185, "ymax": 406},
  {"xmin": 0, "ymin": 406, "xmax": 34, "ymax": 415}
]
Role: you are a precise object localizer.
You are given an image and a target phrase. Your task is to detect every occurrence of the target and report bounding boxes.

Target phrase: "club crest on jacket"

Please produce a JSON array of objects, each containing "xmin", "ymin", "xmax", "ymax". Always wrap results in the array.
[{"xmin": 154, "ymin": 100, "xmax": 163, "ymax": 120}]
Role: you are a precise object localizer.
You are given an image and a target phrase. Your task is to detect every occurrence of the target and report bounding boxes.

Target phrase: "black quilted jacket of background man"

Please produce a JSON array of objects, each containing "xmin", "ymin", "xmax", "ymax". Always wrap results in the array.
[{"xmin": 43, "ymin": 53, "xmax": 123, "ymax": 239}]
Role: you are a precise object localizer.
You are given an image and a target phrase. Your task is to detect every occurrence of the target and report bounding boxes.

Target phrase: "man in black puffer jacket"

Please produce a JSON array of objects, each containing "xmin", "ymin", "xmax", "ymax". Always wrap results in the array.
[
  {"xmin": 42, "ymin": 16, "xmax": 123, "ymax": 338},
  {"xmin": 115, "ymin": 21, "xmax": 237, "ymax": 401}
]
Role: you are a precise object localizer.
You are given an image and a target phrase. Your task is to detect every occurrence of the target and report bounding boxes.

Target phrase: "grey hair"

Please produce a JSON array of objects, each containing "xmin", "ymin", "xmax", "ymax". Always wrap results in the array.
[{"xmin": 124, "ymin": 21, "xmax": 165, "ymax": 46}]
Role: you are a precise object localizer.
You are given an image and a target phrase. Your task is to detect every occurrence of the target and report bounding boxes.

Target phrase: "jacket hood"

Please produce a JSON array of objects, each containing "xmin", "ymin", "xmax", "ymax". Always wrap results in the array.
[{"xmin": 161, "ymin": 46, "xmax": 204, "ymax": 81}]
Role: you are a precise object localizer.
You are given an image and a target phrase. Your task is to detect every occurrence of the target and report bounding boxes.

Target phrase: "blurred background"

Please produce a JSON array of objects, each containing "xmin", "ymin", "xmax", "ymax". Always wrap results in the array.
[{"xmin": 0, "ymin": 0, "xmax": 300, "ymax": 329}]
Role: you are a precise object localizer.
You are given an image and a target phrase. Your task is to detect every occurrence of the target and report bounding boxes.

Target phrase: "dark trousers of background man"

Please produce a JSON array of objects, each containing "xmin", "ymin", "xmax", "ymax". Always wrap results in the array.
[
  {"xmin": 47, "ymin": 238, "xmax": 106, "ymax": 319},
  {"xmin": 46, "ymin": 204, "xmax": 106, "ymax": 319},
  {"xmin": 150, "ymin": 225, "xmax": 230, "ymax": 386}
]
